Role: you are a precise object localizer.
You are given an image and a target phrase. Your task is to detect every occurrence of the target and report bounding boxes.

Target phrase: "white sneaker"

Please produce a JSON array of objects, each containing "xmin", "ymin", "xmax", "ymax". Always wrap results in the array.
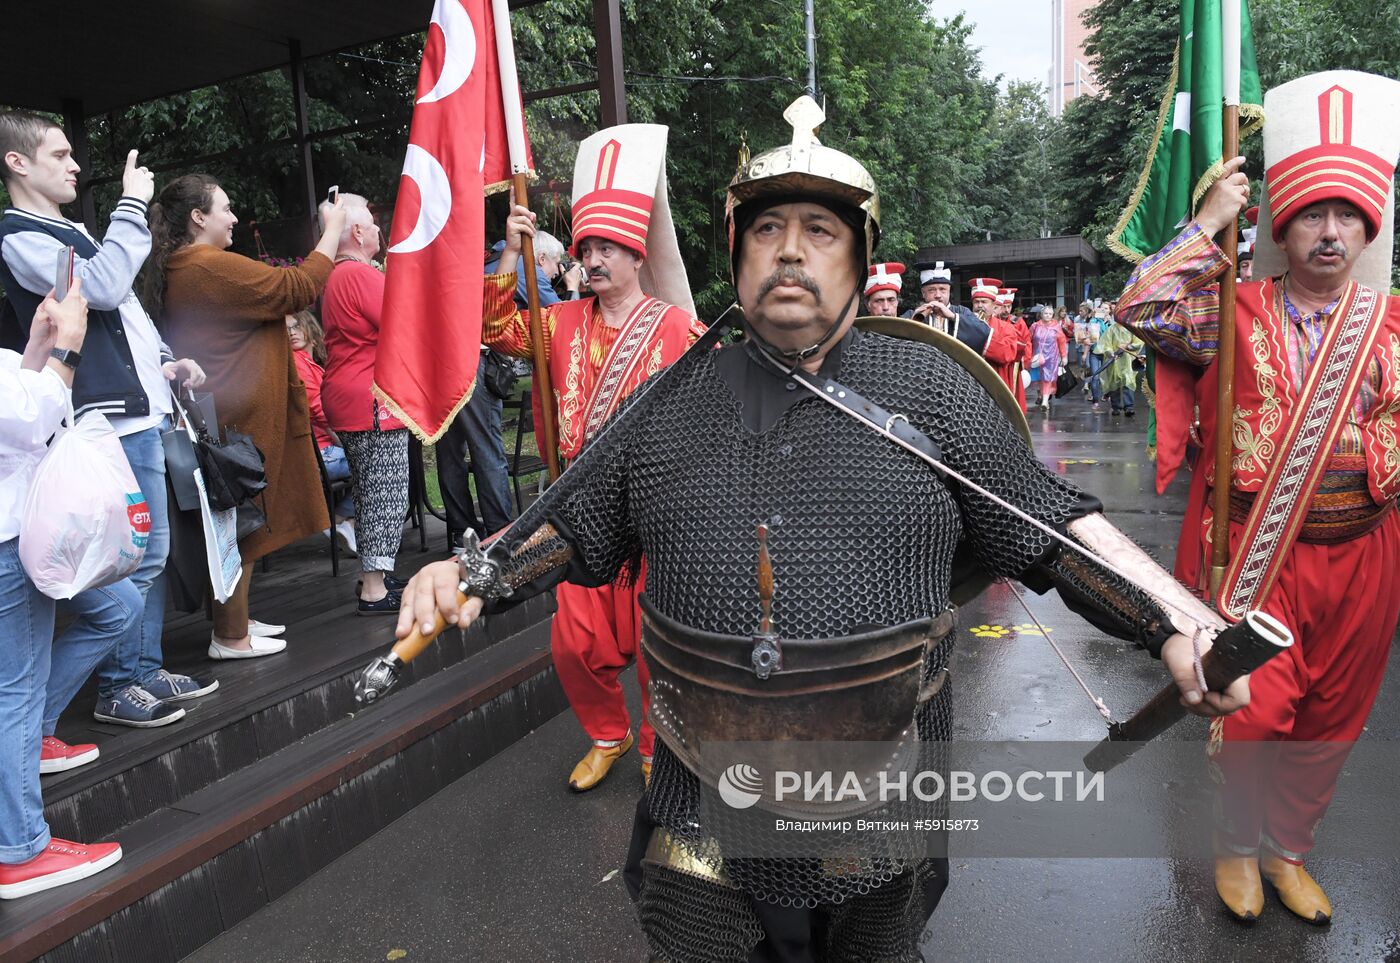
[
  {"xmin": 335, "ymin": 519, "xmax": 358, "ymax": 555},
  {"xmin": 248, "ymin": 619, "xmax": 285, "ymax": 637},
  {"xmin": 208, "ymin": 635, "xmax": 287, "ymax": 660}
]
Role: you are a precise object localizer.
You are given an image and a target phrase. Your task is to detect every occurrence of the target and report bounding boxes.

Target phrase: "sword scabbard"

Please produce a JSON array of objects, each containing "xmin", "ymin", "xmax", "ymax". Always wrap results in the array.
[{"xmin": 1084, "ymin": 611, "xmax": 1293, "ymax": 772}]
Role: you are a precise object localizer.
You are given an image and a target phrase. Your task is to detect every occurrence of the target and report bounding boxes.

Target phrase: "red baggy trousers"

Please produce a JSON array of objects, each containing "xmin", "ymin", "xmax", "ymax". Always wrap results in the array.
[
  {"xmin": 1209, "ymin": 510, "xmax": 1400, "ymax": 859},
  {"xmin": 551, "ymin": 560, "xmax": 654, "ymax": 758}
]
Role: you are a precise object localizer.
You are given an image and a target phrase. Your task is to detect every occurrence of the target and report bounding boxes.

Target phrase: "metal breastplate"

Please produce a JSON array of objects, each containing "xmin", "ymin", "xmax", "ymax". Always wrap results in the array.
[{"xmin": 641, "ymin": 593, "xmax": 955, "ymax": 806}]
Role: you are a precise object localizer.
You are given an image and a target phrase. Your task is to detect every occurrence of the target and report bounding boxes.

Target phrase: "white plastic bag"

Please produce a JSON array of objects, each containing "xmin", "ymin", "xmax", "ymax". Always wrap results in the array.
[{"xmin": 19, "ymin": 407, "xmax": 148, "ymax": 599}]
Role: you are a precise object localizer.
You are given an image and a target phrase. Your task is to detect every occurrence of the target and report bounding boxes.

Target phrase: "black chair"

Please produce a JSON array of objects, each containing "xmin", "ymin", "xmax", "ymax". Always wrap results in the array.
[
  {"xmin": 405, "ymin": 438, "xmax": 432, "ymax": 552},
  {"xmin": 313, "ymin": 439, "xmax": 354, "ymax": 577},
  {"xmin": 508, "ymin": 388, "xmax": 547, "ymax": 514}
]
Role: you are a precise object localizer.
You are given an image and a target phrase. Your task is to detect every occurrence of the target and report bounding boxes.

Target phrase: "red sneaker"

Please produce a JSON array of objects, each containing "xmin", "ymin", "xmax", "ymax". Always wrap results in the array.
[
  {"xmin": 0, "ymin": 839, "xmax": 122, "ymax": 899},
  {"xmin": 40, "ymin": 736, "xmax": 100, "ymax": 774}
]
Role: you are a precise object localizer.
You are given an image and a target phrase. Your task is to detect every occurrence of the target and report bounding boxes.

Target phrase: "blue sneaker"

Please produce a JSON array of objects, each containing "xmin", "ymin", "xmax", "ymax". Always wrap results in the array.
[
  {"xmin": 142, "ymin": 670, "xmax": 219, "ymax": 703},
  {"xmin": 93, "ymin": 685, "xmax": 186, "ymax": 728}
]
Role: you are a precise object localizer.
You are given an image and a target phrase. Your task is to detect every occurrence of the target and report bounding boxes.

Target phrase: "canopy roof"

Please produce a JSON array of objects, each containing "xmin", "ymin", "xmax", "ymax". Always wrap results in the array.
[{"xmin": 1, "ymin": 0, "xmax": 551, "ymax": 116}]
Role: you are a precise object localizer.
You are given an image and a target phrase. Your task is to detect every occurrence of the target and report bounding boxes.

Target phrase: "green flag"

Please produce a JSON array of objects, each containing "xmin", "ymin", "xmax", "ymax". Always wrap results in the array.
[{"xmin": 1107, "ymin": 0, "xmax": 1264, "ymax": 261}]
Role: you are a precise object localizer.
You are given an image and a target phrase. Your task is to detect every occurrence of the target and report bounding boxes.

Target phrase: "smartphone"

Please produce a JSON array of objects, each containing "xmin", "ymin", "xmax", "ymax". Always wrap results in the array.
[
  {"xmin": 326, "ymin": 185, "xmax": 339, "ymax": 206},
  {"xmin": 53, "ymin": 246, "xmax": 75, "ymax": 301}
]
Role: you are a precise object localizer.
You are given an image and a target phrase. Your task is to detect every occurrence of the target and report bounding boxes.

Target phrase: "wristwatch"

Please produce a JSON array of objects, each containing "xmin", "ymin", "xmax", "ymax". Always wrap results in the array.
[{"xmin": 49, "ymin": 347, "xmax": 82, "ymax": 370}]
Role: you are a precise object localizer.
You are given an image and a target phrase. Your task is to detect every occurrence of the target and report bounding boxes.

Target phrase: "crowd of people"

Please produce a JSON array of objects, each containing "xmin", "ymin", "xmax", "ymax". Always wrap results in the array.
[
  {"xmin": 862, "ymin": 260, "xmax": 1149, "ymax": 419},
  {"xmin": 0, "ymin": 105, "xmax": 596, "ymax": 899},
  {"xmin": 1, "ymin": 62, "xmax": 1397, "ymax": 963},
  {"xmin": 384, "ymin": 70, "xmax": 1400, "ymax": 956}
]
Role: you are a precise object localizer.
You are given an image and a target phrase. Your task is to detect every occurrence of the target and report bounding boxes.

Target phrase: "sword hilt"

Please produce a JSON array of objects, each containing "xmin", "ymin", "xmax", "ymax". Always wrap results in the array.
[{"xmin": 353, "ymin": 589, "xmax": 462, "ymax": 706}]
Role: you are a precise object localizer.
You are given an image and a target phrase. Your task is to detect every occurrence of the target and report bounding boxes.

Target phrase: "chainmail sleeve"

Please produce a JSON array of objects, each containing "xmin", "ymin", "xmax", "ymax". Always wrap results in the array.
[
  {"xmin": 486, "ymin": 383, "xmax": 644, "ymax": 604},
  {"xmin": 914, "ymin": 348, "xmax": 1174, "ymax": 656},
  {"xmin": 479, "ymin": 523, "xmax": 576, "ymax": 608},
  {"xmin": 470, "ymin": 390, "xmax": 644, "ymax": 614},
  {"xmin": 1021, "ymin": 528, "xmax": 1176, "ymax": 658},
  {"xmin": 918, "ymin": 353, "xmax": 1083, "ymax": 579}
]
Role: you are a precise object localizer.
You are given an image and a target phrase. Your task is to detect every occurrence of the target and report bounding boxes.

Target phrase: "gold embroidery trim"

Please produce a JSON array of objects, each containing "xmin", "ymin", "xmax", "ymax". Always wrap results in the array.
[
  {"xmin": 1232, "ymin": 319, "xmax": 1284, "ymax": 476},
  {"xmin": 1374, "ymin": 334, "xmax": 1400, "ymax": 491}
]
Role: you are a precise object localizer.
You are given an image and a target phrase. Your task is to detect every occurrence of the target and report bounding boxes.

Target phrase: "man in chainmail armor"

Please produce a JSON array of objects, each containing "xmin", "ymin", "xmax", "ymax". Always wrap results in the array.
[{"xmin": 390, "ymin": 98, "xmax": 1247, "ymax": 962}]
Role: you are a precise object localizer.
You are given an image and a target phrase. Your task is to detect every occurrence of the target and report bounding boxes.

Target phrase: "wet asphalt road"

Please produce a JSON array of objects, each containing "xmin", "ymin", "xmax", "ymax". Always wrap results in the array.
[{"xmin": 189, "ymin": 391, "xmax": 1400, "ymax": 963}]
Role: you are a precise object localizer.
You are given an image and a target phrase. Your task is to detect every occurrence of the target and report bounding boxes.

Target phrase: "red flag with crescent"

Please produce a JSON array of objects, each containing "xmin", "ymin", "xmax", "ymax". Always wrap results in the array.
[{"xmin": 374, "ymin": 0, "xmax": 533, "ymax": 443}]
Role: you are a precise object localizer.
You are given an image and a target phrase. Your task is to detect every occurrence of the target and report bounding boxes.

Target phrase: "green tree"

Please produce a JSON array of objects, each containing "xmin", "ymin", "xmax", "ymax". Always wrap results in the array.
[
  {"xmin": 8, "ymin": 0, "xmax": 1075, "ymax": 318},
  {"xmin": 1057, "ymin": 0, "xmax": 1400, "ymax": 292},
  {"xmin": 1049, "ymin": 0, "xmax": 1178, "ymax": 293}
]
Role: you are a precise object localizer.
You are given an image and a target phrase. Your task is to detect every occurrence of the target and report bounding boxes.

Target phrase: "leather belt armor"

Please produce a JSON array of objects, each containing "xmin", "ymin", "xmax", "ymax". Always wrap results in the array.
[{"xmin": 641, "ymin": 594, "xmax": 955, "ymax": 799}]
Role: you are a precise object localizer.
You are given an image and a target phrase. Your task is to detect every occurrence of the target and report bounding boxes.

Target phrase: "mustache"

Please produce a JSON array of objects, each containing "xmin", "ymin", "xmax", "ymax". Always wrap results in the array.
[
  {"xmin": 1309, "ymin": 240, "xmax": 1348, "ymax": 260},
  {"xmin": 757, "ymin": 264, "xmax": 822, "ymax": 303},
  {"xmin": 587, "ymin": 266, "xmax": 611, "ymax": 281}
]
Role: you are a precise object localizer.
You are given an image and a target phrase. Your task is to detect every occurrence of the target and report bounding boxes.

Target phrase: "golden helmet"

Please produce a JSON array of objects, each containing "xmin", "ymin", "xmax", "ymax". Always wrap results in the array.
[{"xmin": 725, "ymin": 96, "xmax": 880, "ymax": 282}]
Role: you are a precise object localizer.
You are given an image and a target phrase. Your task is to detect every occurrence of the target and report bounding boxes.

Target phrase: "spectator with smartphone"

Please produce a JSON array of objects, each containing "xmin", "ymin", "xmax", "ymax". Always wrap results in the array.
[
  {"xmin": 0, "ymin": 110, "xmax": 213, "ymax": 729},
  {"xmin": 0, "ymin": 283, "xmax": 130, "ymax": 899},
  {"xmin": 149, "ymin": 174, "xmax": 344, "ymax": 652},
  {"xmin": 318, "ymin": 193, "xmax": 409, "ymax": 615}
]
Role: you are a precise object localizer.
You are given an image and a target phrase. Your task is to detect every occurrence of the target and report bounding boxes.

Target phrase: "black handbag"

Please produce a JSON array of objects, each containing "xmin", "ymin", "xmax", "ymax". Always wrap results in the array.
[
  {"xmin": 1056, "ymin": 369, "xmax": 1081, "ymax": 397},
  {"xmin": 162, "ymin": 392, "xmax": 218, "ymax": 513},
  {"xmin": 482, "ymin": 349, "xmax": 517, "ymax": 401},
  {"xmin": 174, "ymin": 390, "xmax": 268, "ymax": 513}
]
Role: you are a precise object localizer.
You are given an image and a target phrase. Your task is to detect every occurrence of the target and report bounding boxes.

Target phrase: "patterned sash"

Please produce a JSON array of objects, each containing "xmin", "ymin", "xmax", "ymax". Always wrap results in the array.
[
  {"xmin": 580, "ymin": 297, "xmax": 669, "ymax": 444},
  {"xmin": 1218, "ymin": 282, "xmax": 1387, "ymax": 620}
]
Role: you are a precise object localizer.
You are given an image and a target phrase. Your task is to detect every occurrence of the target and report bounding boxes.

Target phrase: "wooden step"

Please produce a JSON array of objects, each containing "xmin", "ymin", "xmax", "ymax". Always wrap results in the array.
[{"xmin": 5, "ymin": 618, "xmax": 567, "ymax": 963}]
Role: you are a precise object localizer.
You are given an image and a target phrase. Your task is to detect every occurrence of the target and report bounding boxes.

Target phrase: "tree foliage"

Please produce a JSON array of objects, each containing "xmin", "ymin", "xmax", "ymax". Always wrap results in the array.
[
  {"xmin": 1053, "ymin": 0, "xmax": 1400, "ymax": 293},
  {"xmin": 7, "ymin": 0, "xmax": 1399, "ymax": 307},
  {"xmin": 6, "ymin": 0, "xmax": 1065, "ymax": 320},
  {"xmin": 1048, "ymin": 0, "xmax": 1177, "ymax": 294}
]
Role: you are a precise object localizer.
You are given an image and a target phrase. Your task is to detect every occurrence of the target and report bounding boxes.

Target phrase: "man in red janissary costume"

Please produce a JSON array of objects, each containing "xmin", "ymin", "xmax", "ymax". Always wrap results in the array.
[
  {"xmin": 485, "ymin": 123, "xmax": 704, "ymax": 792},
  {"xmin": 1120, "ymin": 70, "xmax": 1400, "ymax": 925},
  {"xmin": 862, "ymin": 261, "xmax": 905, "ymax": 316},
  {"xmin": 973, "ymin": 280, "xmax": 1030, "ymax": 411},
  {"xmin": 970, "ymin": 277, "xmax": 1021, "ymax": 404},
  {"xmin": 1000, "ymin": 287, "xmax": 1033, "ymax": 411}
]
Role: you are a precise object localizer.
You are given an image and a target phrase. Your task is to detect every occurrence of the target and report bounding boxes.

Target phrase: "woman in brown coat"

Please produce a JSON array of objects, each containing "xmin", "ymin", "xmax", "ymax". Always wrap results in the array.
[{"xmin": 147, "ymin": 174, "xmax": 346, "ymax": 658}]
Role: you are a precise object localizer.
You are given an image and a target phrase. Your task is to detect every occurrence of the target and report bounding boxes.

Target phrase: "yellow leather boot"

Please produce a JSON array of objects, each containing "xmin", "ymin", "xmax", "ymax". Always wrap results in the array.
[
  {"xmin": 1215, "ymin": 855, "xmax": 1265, "ymax": 922},
  {"xmin": 1261, "ymin": 853, "xmax": 1332, "ymax": 924},
  {"xmin": 568, "ymin": 731, "xmax": 635, "ymax": 791},
  {"xmin": 641, "ymin": 756, "xmax": 652, "ymax": 788}
]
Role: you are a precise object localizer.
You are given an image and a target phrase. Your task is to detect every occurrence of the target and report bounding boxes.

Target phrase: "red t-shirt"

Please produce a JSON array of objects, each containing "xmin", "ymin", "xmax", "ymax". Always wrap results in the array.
[
  {"xmin": 321, "ymin": 260, "xmax": 404, "ymax": 432},
  {"xmin": 293, "ymin": 349, "xmax": 336, "ymax": 450}
]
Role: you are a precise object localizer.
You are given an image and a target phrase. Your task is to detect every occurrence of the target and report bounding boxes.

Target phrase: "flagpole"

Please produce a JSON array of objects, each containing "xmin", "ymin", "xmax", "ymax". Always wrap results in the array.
[
  {"xmin": 1210, "ymin": 0, "xmax": 1242, "ymax": 595},
  {"xmin": 492, "ymin": 0, "xmax": 561, "ymax": 482}
]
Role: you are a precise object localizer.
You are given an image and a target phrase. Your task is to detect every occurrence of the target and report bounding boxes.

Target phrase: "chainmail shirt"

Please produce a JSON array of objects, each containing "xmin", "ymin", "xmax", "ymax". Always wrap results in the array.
[
  {"xmin": 542, "ymin": 326, "xmax": 1084, "ymax": 632},
  {"xmin": 494, "ymin": 326, "xmax": 1119, "ymax": 917}
]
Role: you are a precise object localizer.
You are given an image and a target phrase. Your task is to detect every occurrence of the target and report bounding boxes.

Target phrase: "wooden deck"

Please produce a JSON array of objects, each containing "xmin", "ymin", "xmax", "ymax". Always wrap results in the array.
[{"xmin": 4, "ymin": 514, "xmax": 565, "ymax": 962}]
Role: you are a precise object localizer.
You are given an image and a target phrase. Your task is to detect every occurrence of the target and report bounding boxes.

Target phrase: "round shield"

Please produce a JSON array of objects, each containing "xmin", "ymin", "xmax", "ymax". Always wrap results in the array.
[
  {"xmin": 855, "ymin": 315, "xmax": 1032, "ymax": 605},
  {"xmin": 855, "ymin": 316, "xmax": 1032, "ymax": 445}
]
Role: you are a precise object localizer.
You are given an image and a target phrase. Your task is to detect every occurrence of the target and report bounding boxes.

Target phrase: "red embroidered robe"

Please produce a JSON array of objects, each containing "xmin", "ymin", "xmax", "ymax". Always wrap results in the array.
[
  {"xmin": 1119, "ymin": 223, "xmax": 1400, "ymax": 588},
  {"xmin": 482, "ymin": 274, "xmax": 706, "ymax": 460}
]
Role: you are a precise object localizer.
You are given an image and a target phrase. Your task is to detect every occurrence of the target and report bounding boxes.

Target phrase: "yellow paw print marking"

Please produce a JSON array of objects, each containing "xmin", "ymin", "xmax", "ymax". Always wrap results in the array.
[
  {"xmin": 970, "ymin": 624, "xmax": 1010, "ymax": 638},
  {"xmin": 1013, "ymin": 623, "xmax": 1053, "ymax": 636}
]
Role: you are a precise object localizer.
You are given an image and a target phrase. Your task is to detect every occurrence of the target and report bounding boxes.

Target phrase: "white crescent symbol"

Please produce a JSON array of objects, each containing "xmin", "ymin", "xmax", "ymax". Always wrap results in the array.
[
  {"xmin": 418, "ymin": 0, "xmax": 477, "ymax": 105},
  {"xmin": 388, "ymin": 144, "xmax": 452, "ymax": 255}
]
